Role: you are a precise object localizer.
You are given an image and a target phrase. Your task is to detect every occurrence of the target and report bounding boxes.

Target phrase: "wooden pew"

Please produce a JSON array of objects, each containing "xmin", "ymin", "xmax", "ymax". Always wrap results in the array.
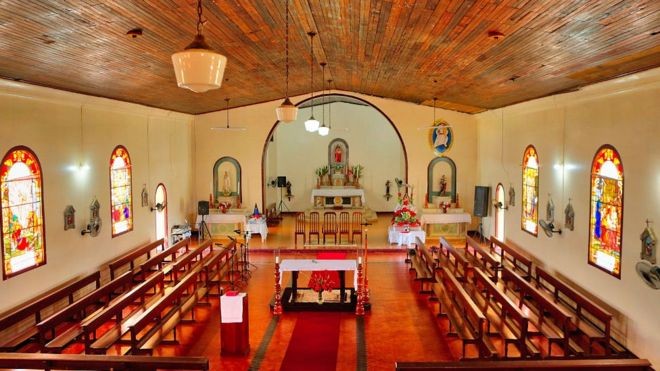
[
  {"xmin": 489, "ymin": 236, "xmax": 533, "ymax": 280},
  {"xmin": 0, "ymin": 352, "xmax": 209, "ymax": 370},
  {"xmin": 37, "ymin": 271, "xmax": 133, "ymax": 353},
  {"xmin": 0, "ymin": 271, "xmax": 100, "ymax": 352},
  {"xmin": 394, "ymin": 358, "xmax": 653, "ymax": 370},
  {"xmin": 535, "ymin": 266, "xmax": 616, "ymax": 355},
  {"xmin": 438, "ymin": 237, "xmax": 469, "ymax": 281},
  {"xmin": 172, "ymin": 240, "xmax": 213, "ymax": 282},
  {"xmin": 108, "ymin": 238, "xmax": 165, "ymax": 280},
  {"xmin": 500, "ymin": 267, "xmax": 581, "ymax": 357},
  {"xmin": 467, "ymin": 267, "xmax": 540, "ymax": 358},
  {"xmin": 464, "ymin": 235, "xmax": 500, "ymax": 282},
  {"xmin": 82, "ymin": 272, "xmax": 165, "ymax": 354},
  {"xmin": 408, "ymin": 238, "xmax": 436, "ymax": 293},
  {"xmin": 139, "ymin": 238, "xmax": 191, "ymax": 281},
  {"xmin": 432, "ymin": 268, "xmax": 496, "ymax": 359},
  {"xmin": 203, "ymin": 242, "xmax": 236, "ymax": 296},
  {"xmin": 127, "ymin": 266, "xmax": 207, "ymax": 355}
]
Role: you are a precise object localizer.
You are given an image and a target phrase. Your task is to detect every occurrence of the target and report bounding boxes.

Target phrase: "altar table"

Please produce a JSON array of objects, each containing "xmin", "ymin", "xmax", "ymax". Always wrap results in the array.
[
  {"xmin": 388, "ymin": 226, "xmax": 426, "ymax": 247},
  {"xmin": 245, "ymin": 219, "xmax": 268, "ymax": 242},
  {"xmin": 195, "ymin": 213, "xmax": 247, "ymax": 229},
  {"xmin": 419, "ymin": 212, "xmax": 471, "ymax": 235},
  {"xmin": 311, "ymin": 188, "xmax": 366, "ymax": 203},
  {"xmin": 279, "ymin": 259, "xmax": 357, "ymax": 304}
]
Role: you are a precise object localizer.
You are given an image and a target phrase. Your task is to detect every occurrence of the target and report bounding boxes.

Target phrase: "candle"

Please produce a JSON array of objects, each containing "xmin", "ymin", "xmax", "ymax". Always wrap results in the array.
[
  {"xmin": 275, "ymin": 256, "xmax": 280, "ymax": 264},
  {"xmin": 358, "ymin": 257, "xmax": 362, "ymax": 264}
]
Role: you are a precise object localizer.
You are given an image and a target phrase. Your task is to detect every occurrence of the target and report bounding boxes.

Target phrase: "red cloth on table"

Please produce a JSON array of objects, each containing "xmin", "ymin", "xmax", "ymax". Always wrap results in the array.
[{"xmin": 315, "ymin": 252, "xmax": 347, "ymax": 286}]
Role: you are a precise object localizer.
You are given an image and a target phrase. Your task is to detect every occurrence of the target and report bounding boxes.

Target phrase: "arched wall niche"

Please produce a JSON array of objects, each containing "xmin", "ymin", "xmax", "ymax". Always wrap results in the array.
[
  {"xmin": 213, "ymin": 156, "xmax": 242, "ymax": 205},
  {"xmin": 427, "ymin": 156, "xmax": 457, "ymax": 205},
  {"xmin": 261, "ymin": 93, "xmax": 408, "ymax": 212}
]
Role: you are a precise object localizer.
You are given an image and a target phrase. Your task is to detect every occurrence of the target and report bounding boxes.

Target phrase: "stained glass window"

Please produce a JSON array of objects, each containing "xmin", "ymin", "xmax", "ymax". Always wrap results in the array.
[
  {"xmin": 110, "ymin": 145, "xmax": 133, "ymax": 237},
  {"xmin": 1, "ymin": 147, "xmax": 46, "ymax": 279},
  {"xmin": 588, "ymin": 145, "xmax": 623, "ymax": 278},
  {"xmin": 521, "ymin": 145, "xmax": 539, "ymax": 236}
]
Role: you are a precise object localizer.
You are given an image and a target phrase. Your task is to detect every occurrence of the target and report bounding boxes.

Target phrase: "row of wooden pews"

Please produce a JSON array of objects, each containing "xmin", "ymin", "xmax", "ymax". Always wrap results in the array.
[
  {"xmin": 404, "ymin": 234, "xmax": 643, "ymax": 365},
  {"xmin": 0, "ymin": 237, "xmax": 239, "ymax": 366}
]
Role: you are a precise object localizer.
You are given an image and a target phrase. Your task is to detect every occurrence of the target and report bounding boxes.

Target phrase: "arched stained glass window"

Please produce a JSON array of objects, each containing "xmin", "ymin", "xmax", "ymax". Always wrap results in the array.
[
  {"xmin": 1, "ymin": 146, "xmax": 46, "ymax": 279},
  {"xmin": 521, "ymin": 145, "xmax": 539, "ymax": 236},
  {"xmin": 588, "ymin": 145, "xmax": 624, "ymax": 278},
  {"xmin": 110, "ymin": 145, "xmax": 133, "ymax": 237}
]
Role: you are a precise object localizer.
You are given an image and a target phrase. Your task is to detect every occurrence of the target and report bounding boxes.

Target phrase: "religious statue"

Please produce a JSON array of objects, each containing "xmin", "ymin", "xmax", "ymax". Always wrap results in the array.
[
  {"xmin": 222, "ymin": 171, "xmax": 231, "ymax": 196},
  {"xmin": 439, "ymin": 175, "xmax": 448, "ymax": 195},
  {"xmin": 564, "ymin": 199, "xmax": 575, "ymax": 231},
  {"xmin": 508, "ymin": 185, "xmax": 515, "ymax": 206},
  {"xmin": 546, "ymin": 195, "xmax": 555, "ymax": 222},
  {"xmin": 640, "ymin": 222, "xmax": 657, "ymax": 264},
  {"xmin": 334, "ymin": 144, "xmax": 343, "ymax": 163}
]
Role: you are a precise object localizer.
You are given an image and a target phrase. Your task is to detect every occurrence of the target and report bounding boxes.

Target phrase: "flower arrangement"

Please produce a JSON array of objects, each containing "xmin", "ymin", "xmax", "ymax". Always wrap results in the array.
[
  {"xmin": 351, "ymin": 164, "xmax": 364, "ymax": 179},
  {"xmin": 218, "ymin": 202, "xmax": 231, "ymax": 213},
  {"xmin": 315, "ymin": 165, "xmax": 329, "ymax": 177},
  {"xmin": 392, "ymin": 196, "xmax": 420, "ymax": 229},
  {"xmin": 332, "ymin": 163, "xmax": 344, "ymax": 173},
  {"xmin": 308, "ymin": 270, "xmax": 336, "ymax": 293}
]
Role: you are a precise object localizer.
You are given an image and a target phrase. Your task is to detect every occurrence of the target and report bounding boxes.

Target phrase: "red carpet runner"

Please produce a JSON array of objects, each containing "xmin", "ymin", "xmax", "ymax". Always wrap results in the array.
[{"xmin": 280, "ymin": 312, "xmax": 341, "ymax": 371}]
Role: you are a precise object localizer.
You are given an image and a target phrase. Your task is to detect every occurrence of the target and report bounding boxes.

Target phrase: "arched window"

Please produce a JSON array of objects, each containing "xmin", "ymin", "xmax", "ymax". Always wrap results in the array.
[
  {"xmin": 495, "ymin": 183, "xmax": 505, "ymax": 241},
  {"xmin": 588, "ymin": 145, "xmax": 624, "ymax": 278},
  {"xmin": 521, "ymin": 145, "xmax": 539, "ymax": 236},
  {"xmin": 1, "ymin": 146, "xmax": 46, "ymax": 279},
  {"xmin": 110, "ymin": 145, "xmax": 133, "ymax": 237},
  {"xmin": 154, "ymin": 183, "xmax": 167, "ymax": 244}
]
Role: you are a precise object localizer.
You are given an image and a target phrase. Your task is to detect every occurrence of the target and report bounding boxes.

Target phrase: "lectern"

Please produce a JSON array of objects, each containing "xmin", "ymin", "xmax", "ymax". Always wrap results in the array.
[{"xmin": 220, "ymin": 293, "xmax": 249, "ymax": 355}]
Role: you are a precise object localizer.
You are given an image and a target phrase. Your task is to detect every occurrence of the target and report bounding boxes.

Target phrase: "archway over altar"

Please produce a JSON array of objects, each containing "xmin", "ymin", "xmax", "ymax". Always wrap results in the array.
[{"xmin": 262, "ymin": 94, "xmax": 407, "ymax": 213}]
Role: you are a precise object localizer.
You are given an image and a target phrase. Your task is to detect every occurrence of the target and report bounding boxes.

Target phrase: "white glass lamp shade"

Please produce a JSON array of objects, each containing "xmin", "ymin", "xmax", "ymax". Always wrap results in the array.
[
  {"xmin": 276, "ymin": 98, "xmax": 298, "ymax": 123},
  {"xmin": 304, "ymin": 116, "xmax": 320, "ymax": 132},
  {"xmin": 172, "ymin": 34, "xmax": 227, "ymax": 93},
  {"xmin": 318, "ymin": 125, "xmax": 329, "ymax": 136}
]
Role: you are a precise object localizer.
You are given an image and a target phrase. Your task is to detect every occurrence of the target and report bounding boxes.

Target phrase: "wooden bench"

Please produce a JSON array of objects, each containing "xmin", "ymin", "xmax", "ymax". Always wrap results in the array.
[
  {"xmin": 500, "ymin": 267, "xmax": 581, "ymax": 357},
  {"xmin": 490, "ymin": 236, "xmax": 533, "ymax": 280},
  {"xmin": 171, "ymin": 240, "xmax": 213, "ymax": 282},
  {"xmin": 465, "ymin": 235, "xmax": 500, "ymax": 282},
  {"xmin": 37, "ymin": 271, "xmax": 133, "ymax": 353},
  {"xmin": 432, "ymin": 268, "xmax": 495, "ymax": 359},
  {"xmin": 0, "ymin": 352, "xmax": 209, "ymax": 370},
  {"xmin": 394, "ymin": 358, "xmax": 653, "ymax": 370},
  {"xmin": 108, "ymin": 238, "xmax": 165, "ymax": 280},
  {"xmin": 0, "ymin": 271, "xmax": 100, "ymax": 352},
  {"xmin": 438, "ymin": 237, "xmax": 469, "ymax": 281},
  {"xmin": 408, "ymin": 238, "xmax": 435, "ymax": 293},
  {"xmin": 139, "ymin": 238, "xmax": 191, "ymax": 281},
  {"xmin": 127, "ymin": 266, "xmax": 207, "ymax": 355},
  {"xmin": 82, "ymin": 272, "xmax": 165, "ymax": 354},
  {"xmin": 468, "ymin": 267, "xmax": 540, "ymax": 359},
  {"xmin": 203, "ymin": 242, "xmax": 236, "ymax": 296},
  {"xmin": 535, "ymin": 266, "xmax": 616, "ymax": 355}
]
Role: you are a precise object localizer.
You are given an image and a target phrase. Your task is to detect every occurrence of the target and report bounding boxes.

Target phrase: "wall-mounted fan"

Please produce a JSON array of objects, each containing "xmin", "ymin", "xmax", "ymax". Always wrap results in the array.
[
  {"xmin": 81, "ymin": 217, "xmax": 101, "ymax": 237},
  {"xmin": 636, "ymin": 261, "xmax": 660, "ymax": 289},
  {"xmin": 150, "ymin": 202, "xmax": 166, "ymax": 212},
  {"xmin": 539, "ymin": 219, "xmax": 562, "ymax": 237},
  {"xmin": 210, "ymin": 98, "xmax": 247, "ymax": 131}
]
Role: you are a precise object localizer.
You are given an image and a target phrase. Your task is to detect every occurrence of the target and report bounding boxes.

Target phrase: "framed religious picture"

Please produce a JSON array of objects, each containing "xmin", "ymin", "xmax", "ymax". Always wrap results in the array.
[
  {"xmin": 640, "ymin": 225, "xmax": 657, "ymax": 264},
  {"xmin": 64, "ymin": 205, "xmax": 76, "ymax": 230},
  {"xmin": 428, "ymin": 120, "xmax": 453, "ymax": 156},
  {"xmin": 141, "ymin": 185, "xmax": 149, "ymax": 207}
]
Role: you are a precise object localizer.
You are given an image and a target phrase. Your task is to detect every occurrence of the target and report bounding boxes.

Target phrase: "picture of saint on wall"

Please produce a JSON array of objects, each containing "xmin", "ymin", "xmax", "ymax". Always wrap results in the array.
[{"xmin": 428, "ymin": 121, "xmax": 453, "ymax": 156}]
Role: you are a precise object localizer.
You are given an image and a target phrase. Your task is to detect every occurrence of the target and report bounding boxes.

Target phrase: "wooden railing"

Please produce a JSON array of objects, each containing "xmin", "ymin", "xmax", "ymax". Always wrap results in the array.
[{"xmin": 0, "ymin": 352, "xmax": 209, "ymax": 370}]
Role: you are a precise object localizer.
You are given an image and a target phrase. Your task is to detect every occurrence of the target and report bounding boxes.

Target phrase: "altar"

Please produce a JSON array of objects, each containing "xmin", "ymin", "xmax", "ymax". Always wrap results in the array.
[
  {"xmin": 195, "ymin": 211, "xmax": 247, "ymax": 237},
  {"xmin": 420, "ymin": 210, "xmax": 471, "ymax": 236},
  {"xmin": 388, "ymin": 226, "xmax": 426, "ymax": 247},
  {"xmin": 311, "ymin": 188, "xmax": 365, "ymax": 208},
  {"xmin": 245, "ymin": 218, "xmax": 268, "ymax": 242}
]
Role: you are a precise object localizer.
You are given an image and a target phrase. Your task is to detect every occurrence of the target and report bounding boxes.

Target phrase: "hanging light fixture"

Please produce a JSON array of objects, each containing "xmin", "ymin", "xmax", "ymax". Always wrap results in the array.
[
  {"xmin": 171, "ymin": 0, "xmax": 227, "ymax": 93},
  {"xmin": 210, "ymin": 98, "xmax": 247, "ymax": 131},
  {"xmin": 318, "ymin": 62, "xmax": 329, "ymax": 136},
  {"xmin": 276, "ymin": 0, "xmax": 298, "ymax": 123},
  {"xmin": 304, "ymin": 32, "xmax": 320, "ymax": 132}
]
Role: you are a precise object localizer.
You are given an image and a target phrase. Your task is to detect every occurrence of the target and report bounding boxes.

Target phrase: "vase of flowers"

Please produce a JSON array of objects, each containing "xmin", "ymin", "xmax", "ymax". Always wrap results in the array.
[
  {"xmin": 308, "ymin": 270, "xmax": 335, "ymax": 304},
  {"xmin": 392, "ymin": 195, "xmax": 420, "ymax": 231},
  {"xmin": 351, "ymin": 164, "xmax": 364, "ymax": 187}
]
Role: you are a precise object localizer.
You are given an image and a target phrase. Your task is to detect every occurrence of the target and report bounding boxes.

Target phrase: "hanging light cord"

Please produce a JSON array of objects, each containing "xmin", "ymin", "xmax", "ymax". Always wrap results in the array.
[
  {"xmin": 309, "ymin": 33, "xmax": 315, "ymax": 117},
  {"xmin": 225, "ymin": 98, "xmax": 230, "ymax": 128},
  {"xmin": 196, "ymin": 0, "xmax": 204, "ymax": 35},
  {"xmin": 433, "ymin": 97, "xmax": 437, "ymax": 123},
  {"xmin": 321, "ymin": 63, "xmax": 325, "ymax": 125},
  {"xmin": 285, "ymin": 0, "xmax": 290, "ymax": 98},
  {"xmin": 328, "ymin": 79, "xmax": 332, "ymax": 128}
]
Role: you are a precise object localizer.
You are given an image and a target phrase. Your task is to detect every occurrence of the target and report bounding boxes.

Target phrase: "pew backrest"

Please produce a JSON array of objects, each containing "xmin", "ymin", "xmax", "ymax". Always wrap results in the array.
[
  {"xmin": 140, "ymin": 238, "xmax": 191, "ymax": 279},
  {"xmin": 473, "ymin": 267, "xmax": 528, "ymax": 339},
  {"xmin": 173, "ymin": 240, "xmax": 213, "ymax": 281},
  {"xmin": 109, "ymin": 239, "xmax": 165, "ymax": 279},
  {"xmin": 489, "ymin": 236, "xmax": 532, "ymax": 280},
  {"xmin": 439, "ymin": 237, "xmax": 469, "ymax": 280},
  {"xmin": 465, "ymin": 235, "xmax": 500, "ymax": 281}
]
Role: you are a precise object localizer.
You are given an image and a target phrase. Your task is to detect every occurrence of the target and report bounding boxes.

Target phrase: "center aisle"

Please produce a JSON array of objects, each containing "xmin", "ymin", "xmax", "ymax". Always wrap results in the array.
[{"xmin": 280, "ymin": 312, "xmax": 341, "ymax": 370}]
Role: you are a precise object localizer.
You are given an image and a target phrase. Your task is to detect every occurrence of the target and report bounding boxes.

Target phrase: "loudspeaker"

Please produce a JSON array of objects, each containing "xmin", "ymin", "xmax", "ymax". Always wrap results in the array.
[
  {"xmin": 474, "ymin": 186, "xmax": 490, "ymax": 217},
  {"xmin": 198, "ymin": 201, "xmax": 209, "ymax": 216},
  {"xmin": 277, "ymin": 176, "xmax": 287, "ymax": 187}
]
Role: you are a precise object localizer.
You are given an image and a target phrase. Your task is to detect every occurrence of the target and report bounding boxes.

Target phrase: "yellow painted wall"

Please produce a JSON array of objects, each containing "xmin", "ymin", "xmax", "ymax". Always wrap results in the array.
[
  {"xmin": 0, "ymin": 80, "xmax": 194, "ymax": 311},
  {"xmin": 475, "ymin": 68, "xmax": 660, "ymax": 364}
]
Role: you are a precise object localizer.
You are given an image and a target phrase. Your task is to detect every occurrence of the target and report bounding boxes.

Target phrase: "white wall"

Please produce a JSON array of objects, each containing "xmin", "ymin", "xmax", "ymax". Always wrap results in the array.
[
  {"xmin": 475, "ymin": 68, "xmax": 660, "ymax": 365},
  {"xmin": 0, "ymin": 80, "xmax": 194, "ymax": 311},
  {"xmin": 194, "ymin": 91, "xmax": 478, "ymax": 220}
]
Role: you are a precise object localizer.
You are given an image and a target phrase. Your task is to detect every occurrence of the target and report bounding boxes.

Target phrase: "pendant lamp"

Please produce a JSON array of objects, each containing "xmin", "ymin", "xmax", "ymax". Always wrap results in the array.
[
  {"xmin": 304, "ymin": 32, "xmax": 320, "ymax": 132},
  {"xmin": 318, "ymin": 62, "xmax": 329, "ymax": 136},
  {"xmin": 276, "ymin": 0, "xmax": 298, "ymax": 122},
  {"xmin": 171, "ymin": 0, "xmax": 227, "ymax": 93}
]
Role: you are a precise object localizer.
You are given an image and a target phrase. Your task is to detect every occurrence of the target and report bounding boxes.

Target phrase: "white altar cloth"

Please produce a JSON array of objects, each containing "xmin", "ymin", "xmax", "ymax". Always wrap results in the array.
[
  {"xmin": 420, "ymin": 212, "xmax": 471, "ymax": 225},
  {"xmin": 311, "ymin": 188, "xmax": 366, "ymax": 203},
  {"xmin": 246, "ymin": 219, "xmax": 268, "ymax": 242},
  {"xmin": 196, "ymin": 213, "xmax": 246, "ymax": 228},
  {"xmin": 279, "ymin": 259, "xmax": 358, "ymax": 287},
  {"xmin": 388, "ymin": 226, "xmax": 426, "ymax": 247}
]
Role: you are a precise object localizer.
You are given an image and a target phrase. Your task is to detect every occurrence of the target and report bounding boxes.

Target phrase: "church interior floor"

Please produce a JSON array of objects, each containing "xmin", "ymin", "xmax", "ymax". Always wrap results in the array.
[{"xmin": 159, "ymin": 213, "xmax": 463, "ymax": 370}]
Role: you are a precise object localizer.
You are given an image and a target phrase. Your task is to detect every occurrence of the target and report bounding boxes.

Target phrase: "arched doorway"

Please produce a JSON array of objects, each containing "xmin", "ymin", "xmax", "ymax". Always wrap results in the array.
[
  {"xmin": 261, "ymin": 93, "xmax": 408, "ymax": 213},
  {"xmin": 154, "ymin": 183, "xmax": 168, "ymax": 244},
  {"xmin": 494, "ymin": 183, "xmax": 505, "ymax": 241},
  {"xmin": 427, "ymin": 157, "xmax": 457, "ymax": 206}
]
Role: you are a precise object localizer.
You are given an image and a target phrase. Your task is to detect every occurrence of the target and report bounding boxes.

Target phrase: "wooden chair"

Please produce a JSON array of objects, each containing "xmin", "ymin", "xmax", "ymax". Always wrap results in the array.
[
  {"xmin": 351, "ymin": 211, "xmax": 363, "ymax": 244},
  {"xmin": 338, "ymin": 212, "xmax": 350, "ymax": 244},
  {"xmin": 294, "ymin": 212, "xmax": 306, "ymax": 247},
  {"xmin": 322, "ymin": 212, "xmax": 337, "ymax": 245},
  {"xmin": 308, "ymin": 212, "xmax": 320, "ymax": 244}
]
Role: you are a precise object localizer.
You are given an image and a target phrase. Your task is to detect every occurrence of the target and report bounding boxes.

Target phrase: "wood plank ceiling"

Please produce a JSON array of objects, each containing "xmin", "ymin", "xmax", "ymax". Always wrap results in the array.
[{"xmin": 0, "ymin": 0, "xmax": 658, "ymax": 114}]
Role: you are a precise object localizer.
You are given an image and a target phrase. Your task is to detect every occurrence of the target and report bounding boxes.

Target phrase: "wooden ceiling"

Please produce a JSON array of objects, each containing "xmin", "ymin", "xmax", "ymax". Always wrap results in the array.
[{"xmin": 0, "ymin": 0, "xmax": 658, "ymax": 114}]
